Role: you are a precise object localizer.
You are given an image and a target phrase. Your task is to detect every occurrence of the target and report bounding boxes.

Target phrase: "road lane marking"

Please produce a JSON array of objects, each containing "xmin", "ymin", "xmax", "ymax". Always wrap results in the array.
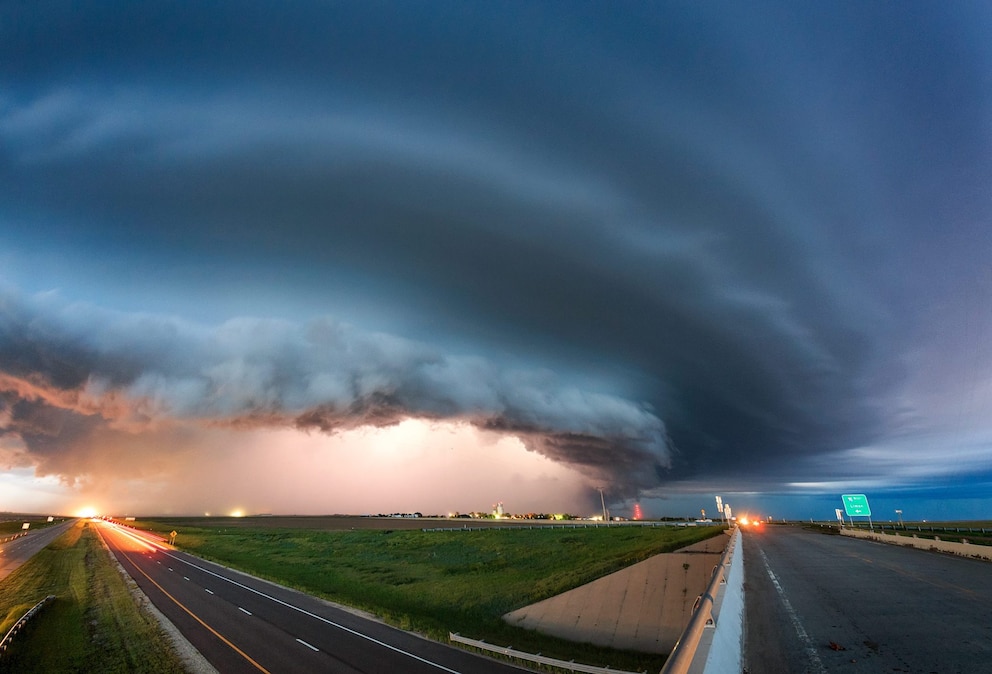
[
  {"xmin": 205, "ymin": 589, "xmax": 215, "ymax": 594},
  {"xmin": 758, "ymin": 547, "xmax": 826, "ymax": 674},
  {"xmin": 107, "ymin": 521, "xmax": 463, "ymax": 673},
  {"xmin": 296, "ymin": 638, "xmax": 319, "ymax": 652},
  {"xmin": 97, "ymin": 526, "xmax": 272, "ymax": 674},
  {"xmin": 239, "ymin": 607, "xmax": 252, "ymax": 615},
  {"xmin": 184, "ymin": 576, "xmax": 190, "ymax": 580}
]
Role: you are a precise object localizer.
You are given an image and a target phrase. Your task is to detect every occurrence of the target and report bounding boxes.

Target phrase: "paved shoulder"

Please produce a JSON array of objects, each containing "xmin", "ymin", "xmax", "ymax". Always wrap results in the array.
[
  {"xmin": 0, "ymin": 519, "xmax": 78, "ymax": 582},
  {"xmin": 744, "ymin": 525, "xmax": 992, "ymax": 673}
]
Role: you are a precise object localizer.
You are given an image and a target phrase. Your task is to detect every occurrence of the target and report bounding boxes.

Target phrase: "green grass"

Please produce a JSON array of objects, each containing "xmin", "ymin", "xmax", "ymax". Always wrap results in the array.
[
  {"xmin": 139, "ymin": 520, "xmax": 723, "ymax": 672},
  {"xmin": 0, "ymin": 521, "xmax": 186, "ymax": 673},
  {"xmin": 0, "ymin": 518, "xmax": 65, "ymax": 537}
]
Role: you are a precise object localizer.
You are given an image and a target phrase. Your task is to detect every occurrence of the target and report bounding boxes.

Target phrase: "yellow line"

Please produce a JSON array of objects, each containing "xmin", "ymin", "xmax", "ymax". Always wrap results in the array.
[{"xmin": 101, "ymin": 527, "xmax": 272, "ymax": 674}]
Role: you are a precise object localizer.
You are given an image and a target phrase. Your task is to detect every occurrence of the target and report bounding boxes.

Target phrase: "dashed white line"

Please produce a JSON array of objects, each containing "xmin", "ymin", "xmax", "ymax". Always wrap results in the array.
[
  {"xmin": 109, "ymin": 522, "xmax": 462, "ymax": 674},
  {"xmin": 183, "ymin": 576, "xmax": 190, "ymax": 581},
  {"xmin": 758, "ymin": 548, "xmax": 826, "ymax": 674},
  {"xmin": 239, "ymin": 607, "xmax": 252, "ymax": 615},
  {"xmin": 205, "ymin": 588, "xmax": 215, "ymax": 595},
  {"xmin": 296, "ymin": 638, "xmax": 319, "ymax": 652}
]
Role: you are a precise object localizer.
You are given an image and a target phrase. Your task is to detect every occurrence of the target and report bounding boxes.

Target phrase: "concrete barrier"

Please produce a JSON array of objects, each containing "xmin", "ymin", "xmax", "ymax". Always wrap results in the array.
[
  {"xmin": 660, "ymin": 527, "xmax": 744, "ymax": 674},
  {"xmin": 840, "ymin": 527, "xmax": 992, "ymax": 561}
]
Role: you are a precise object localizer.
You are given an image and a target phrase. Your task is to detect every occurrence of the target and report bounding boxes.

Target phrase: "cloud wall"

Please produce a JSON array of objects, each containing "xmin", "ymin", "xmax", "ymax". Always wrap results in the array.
[{"xmin": 0, "ymin": 289, "xmax": 670, "ymax": 495}]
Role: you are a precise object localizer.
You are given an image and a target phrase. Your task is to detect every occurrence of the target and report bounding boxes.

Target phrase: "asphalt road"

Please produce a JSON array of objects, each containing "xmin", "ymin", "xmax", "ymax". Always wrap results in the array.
[
  {"xmin": 96, "ymin": 520, "xmax": 528, "ymax": 674},
  {"xmin": 743, "ymin": 524, "xmax": 992, "ymax": 674},
  {"xmin": 0, "ymin": 518, "xmax": 78, "ymax": 581}
]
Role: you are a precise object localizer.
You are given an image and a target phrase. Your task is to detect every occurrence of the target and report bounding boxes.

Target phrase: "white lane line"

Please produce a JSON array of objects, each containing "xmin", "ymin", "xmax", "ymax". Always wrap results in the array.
[
  {"xmin": 758, "ymin": 548, "xmax": 826, "ymax": 674},
  {"xmin": 205, "ymin": 588, "xmax": 215, "ymax": 595},
  {"xmin": 107, "ymin": 521, "xmax": 462, "ymax": 673},
  {"xmin": 168, "ymin": 568, "xmax": 173, "ymax": 571},
  {"xmin": 239, "ymin": 607, "xmax": 252, "ymax": 616},
  {"xmin": 184, "ymin": 576, "xmax": 190, "ymax": 581},
  {"xmin": 155, "ymin": 548, "xmax": 462, "ymax": 673},
  {"xmin": 296, "ymin": 638, "xmax": 319, "ymax": 652}
]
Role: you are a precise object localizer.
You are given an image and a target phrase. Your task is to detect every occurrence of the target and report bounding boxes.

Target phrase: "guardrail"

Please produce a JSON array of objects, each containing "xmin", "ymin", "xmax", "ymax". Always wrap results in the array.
[
  {"xmin": 449, "ymin": 632, "xmax": 646, "ymax": 674},
  {"xmin": 424, "ymin": 522, "xmax": 723, "ymax": 533},
  {"xmin": 840, "ymin": 527, "xmax": 992, "ymax": 561},
  {"xmin": 844, "ymin": 522, "xmax": 991, "ymax": 536},
  {"xmin": 0, "ymin": 595, "xmax": 56, "ymax": 657},
  {"xmin": 660, "ymin": 527, "xmax": 743, "ymax": 674},
  {"xmin": 0, "ymin": 533, "xmax": 28, "ymax": 544}
]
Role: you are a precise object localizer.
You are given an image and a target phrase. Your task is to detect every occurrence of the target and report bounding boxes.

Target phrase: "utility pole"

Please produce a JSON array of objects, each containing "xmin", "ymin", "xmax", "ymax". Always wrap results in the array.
[{"xmin": 597, "ymin": 487, "xmax": 609, "ymax": 522}]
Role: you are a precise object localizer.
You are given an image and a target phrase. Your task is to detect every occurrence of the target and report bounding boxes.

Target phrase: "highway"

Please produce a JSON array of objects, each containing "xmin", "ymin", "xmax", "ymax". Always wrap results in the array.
[
  {"xmin": 743, "ymin": 524, "xmax": 992, "ymax": 673},
  {"xmin": 96, "ymin": 520, "xmax": 527, "ymax": 674},
  {"xmin": 0, "ymin": 518, "xmax": 78, "ymax": 581}
]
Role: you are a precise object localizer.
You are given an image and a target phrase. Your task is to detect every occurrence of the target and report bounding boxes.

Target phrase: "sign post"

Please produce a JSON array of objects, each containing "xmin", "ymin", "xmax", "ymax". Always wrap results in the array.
[
  {"xmin": 841, "ymin": 494, "xmax": 873, "ymax": 531},
  {"xmin": 169, "ymin": 530, "xmax": 178, "ymax": 546}
]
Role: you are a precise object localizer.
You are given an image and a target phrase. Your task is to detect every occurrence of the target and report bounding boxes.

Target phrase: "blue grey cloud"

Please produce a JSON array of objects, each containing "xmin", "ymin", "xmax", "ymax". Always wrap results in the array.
[{"xmin": 2, "ymin": 1, "xmax": 991, "ymax": 506}]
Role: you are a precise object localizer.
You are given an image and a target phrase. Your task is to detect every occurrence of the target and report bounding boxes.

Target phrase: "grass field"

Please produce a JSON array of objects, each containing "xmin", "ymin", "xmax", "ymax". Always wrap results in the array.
[
  {"xmin": 0, "ymin": 521, "xmax": 186, "ymax": 673},
  {"xmin": 135, "ymin": 517, "xmax": 723, "ymax": 671},
  {"xmin": 0, "ymin": 516, "xmax": 65, "ymax": 537}
]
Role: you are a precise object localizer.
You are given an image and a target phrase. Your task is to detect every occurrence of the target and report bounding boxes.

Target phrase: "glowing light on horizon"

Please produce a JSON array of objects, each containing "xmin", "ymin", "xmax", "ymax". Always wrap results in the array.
[
  {"xmin": 75, "ymin": 506, "xmax": 99, "ymax": 518},
  {"xmin": 230, "ymin": 509, "xmax": 245, "ymax": 517}
]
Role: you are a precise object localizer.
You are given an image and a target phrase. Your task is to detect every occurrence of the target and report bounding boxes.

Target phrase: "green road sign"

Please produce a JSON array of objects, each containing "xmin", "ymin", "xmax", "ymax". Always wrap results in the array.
[{"xmin": 842, "ymin": 494, "xmax": 871, "ymax": 517}]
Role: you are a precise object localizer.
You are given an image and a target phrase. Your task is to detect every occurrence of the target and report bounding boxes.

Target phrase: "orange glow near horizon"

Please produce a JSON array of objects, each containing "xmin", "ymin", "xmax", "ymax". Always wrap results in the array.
[{"xmin": 75, "ymin": 506, "xmax": 100, "ymax": 518}]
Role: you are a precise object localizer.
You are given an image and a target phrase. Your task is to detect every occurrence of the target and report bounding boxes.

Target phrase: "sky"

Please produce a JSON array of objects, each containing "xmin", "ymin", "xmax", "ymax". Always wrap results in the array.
[{"xmin": 1, "ymin": 2, "xmax": 991, "ymax": 521}]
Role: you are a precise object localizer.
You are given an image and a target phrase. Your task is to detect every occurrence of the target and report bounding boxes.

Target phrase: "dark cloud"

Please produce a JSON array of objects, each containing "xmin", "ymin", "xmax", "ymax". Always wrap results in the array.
[{"xmin": 1, "ymin": 2, "xmax": 991, "ymax": 509}]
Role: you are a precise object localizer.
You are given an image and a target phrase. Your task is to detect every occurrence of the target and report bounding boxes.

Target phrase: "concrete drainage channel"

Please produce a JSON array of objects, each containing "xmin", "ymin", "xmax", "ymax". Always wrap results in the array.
[
  {"xmin": 660, "ymin": 527, "xmax": 745, "ymax": 674},
  {"xmin": 451, "ymin": 527, "xmax": 746, "ymax": 674}
]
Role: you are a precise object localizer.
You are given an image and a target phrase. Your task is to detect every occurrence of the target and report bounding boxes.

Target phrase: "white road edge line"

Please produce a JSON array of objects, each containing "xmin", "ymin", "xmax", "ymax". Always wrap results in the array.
[
  {"xmin": 107, "ymin": 523, "xmax": 463, "ymax": 673},
  {"xmin": 239, "ymin": 607, "xmax": 252, "ymax": 615},
  {"xmin": 758, "ymin": 548, "xmax": 826, "ymax": 674},
  {"xmin": 296, "ymin": 638, "xmax": 319, "ymax": 652}
]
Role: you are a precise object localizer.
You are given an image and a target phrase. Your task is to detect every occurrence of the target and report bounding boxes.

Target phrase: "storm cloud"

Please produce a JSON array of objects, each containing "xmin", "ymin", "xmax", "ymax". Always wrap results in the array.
[
  {"xmin": 0, "ymin": 289, "xmax": 670, "ymax": 494},
  {"xmin": 2, "ymin": 2, "xmax": 991, "ymax": 515}
]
